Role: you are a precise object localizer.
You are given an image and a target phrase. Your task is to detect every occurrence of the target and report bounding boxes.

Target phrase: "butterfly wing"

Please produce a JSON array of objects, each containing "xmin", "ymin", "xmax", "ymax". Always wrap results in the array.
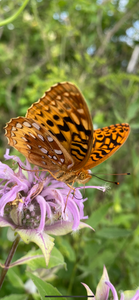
[
  {"xmin": 5, "ymin": 82, "xmax": 93, "ymax": 172},
  {"xmin": 5, "ymin": 117, "xmax": 74, "ymax": 171},
  {"xmin": 83, "ymin": 123, "xmax": 130, "ymax": 170},
  {"xmin": 26, "ymin": 82, "xmax": 93, "ymax": 171}
]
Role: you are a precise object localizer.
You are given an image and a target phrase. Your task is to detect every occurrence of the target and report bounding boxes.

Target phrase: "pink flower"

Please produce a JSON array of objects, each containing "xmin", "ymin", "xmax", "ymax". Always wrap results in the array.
[{"xmin": 0, "ymin": 149, "xmax": 104, "ymax": 265}]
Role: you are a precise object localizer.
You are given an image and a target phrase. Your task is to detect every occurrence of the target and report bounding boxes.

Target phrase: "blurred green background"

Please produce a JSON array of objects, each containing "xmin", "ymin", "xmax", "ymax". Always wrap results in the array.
[{"xmin": 0, "ymin": 0, "xmax": 139, "ymax": 298}]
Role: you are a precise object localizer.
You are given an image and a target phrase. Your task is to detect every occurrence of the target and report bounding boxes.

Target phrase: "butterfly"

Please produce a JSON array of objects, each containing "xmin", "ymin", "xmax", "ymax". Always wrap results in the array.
[{"xmin": 5, "ymin": 82, "xmax": 130, "ymax": 184}]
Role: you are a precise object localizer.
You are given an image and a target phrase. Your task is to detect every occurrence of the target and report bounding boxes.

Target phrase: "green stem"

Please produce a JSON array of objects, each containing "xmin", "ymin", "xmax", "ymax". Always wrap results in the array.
[
  {"xmin": 0, "ymin": 0, "xmax": 30, "ymax": 27},
  {"xmin": 0, "ymin": 234, "xmax": 20, "ymax": 289}
]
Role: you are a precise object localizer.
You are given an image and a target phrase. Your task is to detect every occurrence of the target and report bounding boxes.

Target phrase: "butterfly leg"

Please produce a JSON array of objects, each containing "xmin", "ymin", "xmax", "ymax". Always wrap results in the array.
[{"xmin": 63, "ymin": 182, "xmax": 76, "ymax": 213}]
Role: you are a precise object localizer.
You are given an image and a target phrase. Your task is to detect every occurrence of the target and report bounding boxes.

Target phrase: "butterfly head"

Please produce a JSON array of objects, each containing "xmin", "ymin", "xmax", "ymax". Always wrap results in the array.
[{"xmin": 76, "ymin": 169, "xmax": 92, "ymax": 184}]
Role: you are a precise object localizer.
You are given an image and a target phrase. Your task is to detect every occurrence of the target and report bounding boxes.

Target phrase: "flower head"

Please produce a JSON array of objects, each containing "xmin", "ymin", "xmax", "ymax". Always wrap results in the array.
[
  {"xmin": 0, "ymin": 149, "xmax": 100, "ymax": 265},
  {"xmin": 82, "ymin": 266, "xmax": 139, "ymax": 300}
]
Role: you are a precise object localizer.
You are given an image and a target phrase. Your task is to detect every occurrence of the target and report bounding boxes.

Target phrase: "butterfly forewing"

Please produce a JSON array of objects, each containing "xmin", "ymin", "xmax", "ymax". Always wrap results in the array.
[
  {"xmin": 26, "ymin": 82, "xmax": 93, "ymax": 170},
  {"xmin": 83, "ymin": 123, "xmax": 130, "ymax": 170}
]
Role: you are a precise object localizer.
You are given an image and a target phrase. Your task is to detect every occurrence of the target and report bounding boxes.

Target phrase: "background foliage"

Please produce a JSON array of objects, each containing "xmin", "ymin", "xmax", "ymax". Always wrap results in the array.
[{"xmin": 0, "ymin": 0, "xmax": 139, "ymax": 298}]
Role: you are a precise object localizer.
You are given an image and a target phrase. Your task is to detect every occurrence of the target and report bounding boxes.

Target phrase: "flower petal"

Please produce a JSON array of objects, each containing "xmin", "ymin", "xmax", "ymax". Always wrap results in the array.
[
  {"xmin": 105, "ymin": 281, "xmax": 118, "ymax": 300},
  {"xmin": 95, "ymin": 266, "xmax": 110, "ymax": 300},
  {"xmin": 44, "ymin": 220, "xmax": 94, "ymax": 236},
  {"xmin": 82, "ymin": 282, "xmax": 95, "ymax": 300},
  {"xmin": 0, "ymin": 216, "xmax": 16, "ymax": 229},
  {"xmin": 16, "ymin": 228, "xmax": 54, "ymax": 265}
]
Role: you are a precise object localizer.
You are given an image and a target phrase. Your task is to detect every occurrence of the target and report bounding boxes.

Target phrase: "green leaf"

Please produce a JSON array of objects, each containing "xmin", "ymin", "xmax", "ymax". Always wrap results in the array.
[
  {"xmin": 127, "ymin": 103, "xmax": 139, "ymax": 121},
  {"xmin": 96, "ymin": 227, "xmax": 132, "ymax": 239},
  {"xmin": 0, "ymin": 295, "xmax": 27, "ymax": 300},
  {"xmin": 87, "ymin": 202, "xmax": 112, "ymax": 228},
  {"xmin": 56, "ymin": 237, "xmax": 76, "ymax": 262},
  {"xmin": 7, "ymin": 267, "xmax": 24, "ymax": 289},
  {"xmin": 130, "ymin": 123, "xmax": 139, "ymax": 129},
  {"xmin": 48, "ymin": 246, "xmax": 66, "ymax": 268},
  {"xmin": 10, "ymin": 247, "xmax": 65, "ymax": 271},
  {"xmin": 27, "ymin": 272, "xmax": 66, "ymax": 300}
]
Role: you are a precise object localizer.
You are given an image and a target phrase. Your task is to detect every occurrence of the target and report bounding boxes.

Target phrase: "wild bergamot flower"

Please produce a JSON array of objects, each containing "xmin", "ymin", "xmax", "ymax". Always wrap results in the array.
[{"xmin": 0, "ymin": 149, "xmax": 105, "ymax": 265}]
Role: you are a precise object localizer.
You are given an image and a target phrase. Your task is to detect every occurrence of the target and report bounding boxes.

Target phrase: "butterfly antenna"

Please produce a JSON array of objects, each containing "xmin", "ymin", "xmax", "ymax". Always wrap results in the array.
[
  {"xmin": 91, "ymin": 173, "xmax": 130, "ymax": 185},
  {"xmin": 94, "ymin": 172, "xmax": 130, "ymax": 176},
  {"xmin": 91, "ymin": 174, "xmax": 119, "ymax": 185}
]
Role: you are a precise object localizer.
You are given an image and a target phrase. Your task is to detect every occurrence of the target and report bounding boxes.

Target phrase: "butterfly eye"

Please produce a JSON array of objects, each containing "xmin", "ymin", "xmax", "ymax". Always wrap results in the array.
[
  {"xmin": 77, "ymin": 170, "xmax": 92, "ymax": 184},
  {"xmin": 78, "ymin": 172, "xmax": 86, "ymax": 180}
]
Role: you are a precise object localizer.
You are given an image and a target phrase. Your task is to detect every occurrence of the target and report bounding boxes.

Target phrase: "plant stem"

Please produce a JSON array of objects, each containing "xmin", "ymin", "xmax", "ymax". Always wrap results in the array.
[
  {"xmin": 0, "ymin": 0, "xmax": 30, "ymax": 27},
  {"xmin": 0, "ymin": 234, "xmax": 20, "ymax": 289}
]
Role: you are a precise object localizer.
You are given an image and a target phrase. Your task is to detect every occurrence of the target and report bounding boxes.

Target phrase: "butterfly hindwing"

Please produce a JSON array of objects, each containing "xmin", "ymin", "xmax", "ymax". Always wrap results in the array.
[
  {"xmin": 5, "ymin": 117, "xmax": 74, "ymax": 171},
  {"xmin": 83, "ymin": 123, "xmax": 130, "ymax": 170}
]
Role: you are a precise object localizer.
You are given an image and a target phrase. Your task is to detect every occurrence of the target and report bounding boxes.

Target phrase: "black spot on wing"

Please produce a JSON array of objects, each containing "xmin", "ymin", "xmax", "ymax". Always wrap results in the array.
[
  {"xmin": 47, "ymin": 120, "xmax": 54, "ymax": 127},
  {"xmin": 64, "ymin": 116, "xmax": 74, "ymax": 124},
  {"xmin": 53, "ymin": 114, "xmax": 59, "ymax": 121},
  {"xmin": 58, "ymin": 120, "xmax": 70, "ymax": 132},
  {"xmin": 49, "ymin": 130, "xmax": 66, "ymax": 142}
]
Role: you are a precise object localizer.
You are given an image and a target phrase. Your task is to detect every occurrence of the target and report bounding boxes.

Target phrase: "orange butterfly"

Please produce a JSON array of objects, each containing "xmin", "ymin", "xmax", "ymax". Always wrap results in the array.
[{"xmin": 5, "ymin": 82, "xmax": 130, "ymax": 184}]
